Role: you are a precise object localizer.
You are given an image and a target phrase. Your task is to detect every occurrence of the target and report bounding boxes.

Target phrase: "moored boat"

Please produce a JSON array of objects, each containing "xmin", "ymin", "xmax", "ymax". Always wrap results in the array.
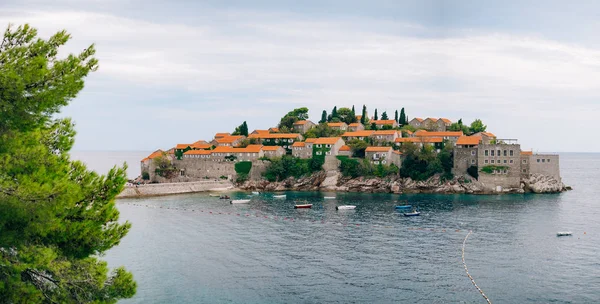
[
  {"xmin": 336, "ymin": 205, "xmax": 356, "ymax": 210},
  {"xmin": 230, "ymin": 199, "xmax": 251, "ymax": 204},
  {"xmin": 395, "ymin": 205, "xmax": 412, "ymax": 210},
  {"xmin": 403, "ymin": 211, "xmax": 420, "ymax": 217},
  {"xmin": 209, "ymin": 194, "xmax": 220, "ymax": 197},
  {"xmin": 273, "ymin": 194, "xmax": 286, "ymax": 199},
  {"xmin": 324, "ymin": 196, "xmax": 336, "ymax": 199},
  {"xmin": 557, "ymin": 231, "xmax": 573, "ymax": 236},
  {"xmin": 252, "ymin": 191, "xmax": 260, "ymax": 195},
  {"xmin": 294, "ymin": 204, "xmax": 313, "ymax": 209},
  {"xmin": 219, "ymin": 195, "xmax": 230, "ymax": 199}
]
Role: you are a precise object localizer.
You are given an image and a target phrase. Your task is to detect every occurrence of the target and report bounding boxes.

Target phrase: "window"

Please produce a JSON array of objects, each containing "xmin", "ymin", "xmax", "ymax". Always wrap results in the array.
[
  {"xmin": 491, "ymin": 159, "xmax": 495, "ymax": 164},
  {"xmin": 326, "ymin": 144, "xmax": 331, "ymax": 148},
  {"xmin": 522, "ymin": 159, "xmax": 527, "ymax": 164},
  {"xmin": 484, "ymin": 160, "xmax": 489, "ymax": 164},
  {"xmin": 522, "ymin": 169, "xmax": 526, "ymax": 173},
  {"xmin": 471, "ymin": 150, "xmax": 476, "ymax": 156},
  {"xmin": 504, "ymin": 160, "xmax": 507, "ymax": 164},
  {"xmin": 326, "ymin": 151, "xmax": 332, "ymax": 155},
  {"xmin": 316, "ymin": 151, "xmax": 322, "ymax": 155},
  {"xmin": 471, "ymin": 159, "xmax": 476, "ymax": 164},
  {"xmin": 510, "ymin": 150, "xmax": 514, "ymax": 156},
  {"xmin": 510, "ymin": 160, "xmax": 513, "ymax": 164},
  {"xmin": 542, "ymin": 159, "xmax": 545, "ymax": 163},
  {"xmin": 503, "ymin": 169, "xmax": 507, "ymax": 174},
  {"xmin": 485, "ymin": 150, "xmax": 489, "ymax": 156},
  {"xmin": 382, "ymin": 160, "xmax": 387, "ymax": 164},
  {"xmin": 503, "ymin": 150, "xmax": 507, "ymax": 156},
  {"xmin": 537, "ymin": 159, "xmax": 540, "ymax": 163},
  {"xmin": 316, "ymin": 144, "xmax": 321, "ymax": 148},
  {"xmin": 547, "ymin": 159, "xmax": 551, "ymax": 162}
]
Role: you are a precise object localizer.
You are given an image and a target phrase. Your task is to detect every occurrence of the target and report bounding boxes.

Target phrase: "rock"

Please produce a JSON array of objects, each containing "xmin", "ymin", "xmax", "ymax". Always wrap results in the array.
[{"xmin": 522, "ymin": 174, "xmax": 564, "ymax": 193}]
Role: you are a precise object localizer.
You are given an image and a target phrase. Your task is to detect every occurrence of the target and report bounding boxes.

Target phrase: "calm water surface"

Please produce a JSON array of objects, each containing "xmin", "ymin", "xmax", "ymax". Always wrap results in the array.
[{"xmin": 97, "ymin": 153, "xmax": 600, "ymax": 303}]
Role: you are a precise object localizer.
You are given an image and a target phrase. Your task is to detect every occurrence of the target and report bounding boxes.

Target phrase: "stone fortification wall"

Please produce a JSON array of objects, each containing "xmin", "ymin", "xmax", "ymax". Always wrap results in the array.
[
  {"xmin": 160, "ymin": 159, "xmax": 236, "ymax": 183},
  {"xmin": 477, "ymin": 143, "xmax": 522, "ymax": 191},
  {"xmin": 322, "ymin": 156, "xmax": 341, "ymax": 171},
  {"xmin": 528, "ymin": 154, "xmax": 561, "ymax": 182},
  {"xmin": 453, "ymin": 147, "xmax": 478, "ymax": 174},
  {"xmin": 118, "ymin": 180, "xmax": 233, "ymax": 198},
  {"xmin": 249, "ymin": 160, "xmax": 269, "ymax": 180}
]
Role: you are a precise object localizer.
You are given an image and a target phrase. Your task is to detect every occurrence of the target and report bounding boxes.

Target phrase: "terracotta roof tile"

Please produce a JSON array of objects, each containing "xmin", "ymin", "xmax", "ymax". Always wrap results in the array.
[
  {"xmin": 339, "ymin": 145, "xmax": 350, "ymax": 151},
  {"xmin": 327, "ymin": 122, "xmax": 347, "ymax": 127},
  {"xmin": 348, "ymin": 123, "xmax": 362, "ymax": 127},
  {"xmin": 440, "ymin": 118, "xmax": 452, "ymax": 123},
  {"xmin": 395, "ymin": 137, "xmax": 443, "ymax": 143},
  {"xmin": 371, "ymin": 120, "xmax": 396, "ymax": 125},
  {"xmin": 214, "ymin": 135, "xmax": 244, "ymax": 144},
  {"xmin": 342, "ymin": 131, "xmax": 375, "ymax": 137},
  {"xmin": 372, "ymin": 130, "xmax": 397, "ymax": 135},
  {"xmin": 191, "ymin": 142, "xmax": 211, "ymax": 149},
  {"xmin": 455, "ymin": 136, "xmax": 482, "ymax": 145},
  {"xmin": 184, "ymin": 150, "xmax": 212, "ymax": 155},
  {"xmin": 426, "ymin": 117, "xmax": 439, "ymax": 122},
  {"xmin": 248, "ymin": 133, "xmax": 302, "ymax": 139},
  {"xmin": 365, "ymin": 146, "xmax": 392, "ymax": 152},
  {"xmin": 142, "ymin": 149, "xmax": 164, "ymax": 162},
  {"xmin": 411, "ymin": 118, "xmax": 423, "ymax": 122},
  {"xmin": 521, "ymin": 151, "xmax": 533, "ymax": 156},
  {"xmin": 313, "ymin": 137, "xmax": 342, "ymax": 145},
  {"xmin": 292, "ymin": 142, "xmax": 306, "ymax": 147},
  {"xmin": 414, "ymin": 130, "xmax": 463, "ymax": 137},
  {"xmin": 392, "ymin": 150, "xmax": 403, "ymax": 155},
  {"xmin": 305, "ymin": 138, "xmax": 317, "ymax": 143},
  {"xmin": 176, "ymin": 144, "xmax": 192, "ymax": 149},
  {"xmin": 211, "ymin": 146, "xmax": 234, "ymax": 153},
  {"xmin": 261, "ymin": 146, "xmax": 282, "ymax": 151},
  {"xmin": 214, "ymin": 133, "xmax": 230, "ymax": 138}
]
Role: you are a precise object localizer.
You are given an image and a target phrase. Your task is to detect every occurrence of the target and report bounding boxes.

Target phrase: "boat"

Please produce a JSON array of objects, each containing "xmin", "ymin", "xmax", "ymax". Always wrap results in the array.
[
  {"xmin": 230, "ymin": 199, "xmax": 251, "ymax": 204},
  {"xmin": 557, "ymin": 231, "xmax": 573, "ymax": 236},
  {"xmin": 323, "ymin": 196, "xmax": 336, "ymax": 199},
  {"xmin": 395, "ymin": 205, "xmax": 412, "ymax": 210},
  {"xmin": 252, "ymin": 191, "xmax": 260, "ymax": 195},
  {"xmin": 209, "ymin": 194, "xmax": 220, "ymax": 197},
  {"xmin": 273, "ymin": 194, "xmax": 286, "ymax": 199},
  {"xmin": 219, "ymin": 195, "xmax": 230, "ymax": 199},
  {"xmin": 294, "ymin": 204, "xmax": 313, "ymax": 209},
  {"xmin": 403, "ymin": 211, "xmax": 420, "ymax": 217},
  {"xmin": 336, "ymin": 205, "xmax": 356, "ymax": 210}
]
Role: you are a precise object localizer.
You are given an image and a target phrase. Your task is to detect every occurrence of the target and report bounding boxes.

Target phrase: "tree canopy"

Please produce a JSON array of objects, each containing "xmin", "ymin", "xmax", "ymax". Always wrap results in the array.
[
  {"xmin": 381, "ymin": 111, "xmax": 389, "ymax": 120},
  {"xmin": 278, "ymin": 107, "xmax": 309, "ymax": 129},
  {"xmin": 0, "ymin": 24, "xmax": 136, "ymax": 303},
  {"xmin": 232, "ymin": 121, "xmax": 249, "ymax": 136},
  {"xmin": 469, "ymin": 119, "xmax": 487, "ymax": 134}
]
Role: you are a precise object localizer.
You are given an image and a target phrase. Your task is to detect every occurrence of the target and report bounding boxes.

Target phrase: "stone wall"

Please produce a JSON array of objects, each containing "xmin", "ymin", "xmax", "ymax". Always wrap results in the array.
[
  {"xmin": 453, "ymin": 147, "xmax": 478, "ymax": 174},
  {"xmin": 249, "ymin": 160, "xmax": 269, "ymax": 180},
  {"xmin": 322, "ymin": 156, "xmax": 341, "ymax": 171},
  {"xmin": 528, "ymin": 154, "xmax": 561, "ymax": 182},
  {"xmin": 118, "ymin": 180, "xmax": 233, "ymax": 198},
  {"xmin": 477, "ymin": 143, "xmax": 522, "ymax": 191}
]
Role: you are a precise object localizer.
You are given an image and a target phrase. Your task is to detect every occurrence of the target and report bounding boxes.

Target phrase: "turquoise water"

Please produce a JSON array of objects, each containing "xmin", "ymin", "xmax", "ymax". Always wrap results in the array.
[{"xmin": 101, "ymin": 153, "xmax": 600, "ymax": 303}]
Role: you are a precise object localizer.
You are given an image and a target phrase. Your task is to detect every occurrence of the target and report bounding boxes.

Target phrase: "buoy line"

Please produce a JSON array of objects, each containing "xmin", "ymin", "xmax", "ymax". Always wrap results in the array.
[{"xmin": 462, "ymin": 230, "xmax": 492, "ymax": 304}]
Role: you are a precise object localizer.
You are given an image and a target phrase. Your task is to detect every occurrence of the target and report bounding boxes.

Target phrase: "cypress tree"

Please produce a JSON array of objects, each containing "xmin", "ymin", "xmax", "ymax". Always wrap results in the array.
[
  {"xmin": 240, "ymin": 121, "xmax": 249, "ymax": 136},
  {"xmin": 399, "ymin": 108, "xmax": 406, "ymax": 125},
  {"xmin": 374, "ymin": 109, "xmax": 378, "ymax": 120},
  {"xmin": 361, "ymin": 105, "xmax": 367, "ymax": 124},
  {"xmin": 395, "ymin": 110, "xmax": 398, "ymax": 123},
  {"xmin": 381, "ymin": 111, "xmax": 388, "ymax": 120},
  {"xmin": 351, "ymin": 105, "xmax": 355, "ymax": 115},
  {"xmin": 331, "ymin": 106, "xmax": 338, "ymax": 119},
  {"xmin": 320, "ymin": 110, "xmax": 327, "ymax": 123}
]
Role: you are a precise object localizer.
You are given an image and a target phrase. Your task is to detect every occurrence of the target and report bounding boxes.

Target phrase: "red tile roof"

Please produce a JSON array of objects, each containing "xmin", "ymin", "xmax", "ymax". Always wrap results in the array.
[
  {"xmin": 261, "ymin": 146, "xmax": 282, "ymax": 151},
  {"xmin": 414, "ymin": 130, "xmax": 463, "ymax": 137},
  {"xmin": 440, "ymin": 118, "xmax": 452, "ymax": 123},
  {"xmin": 342, "ymin": 131, "xmax": 375, "ymax": 137},
  {"xmin": 176, "ymin": 144, "xmax": 192, "ymax": 149},
  {"xmin": 191, "ymin": 142, "xmax": 211, "ymax": 149},
  {"xmin": 327, "ymin": 122, "xmax": 347, "ymax": 127},
  {"xmin": 371, "ymin": 120, "xmax": 396, "ymax": 125},
  {"xmin": 372, "ymin": 130, "xmax": 397, "ymax": 135},
  {"xmin": 395, "ymin": 137, "xmax": 443, "ymax": 143},
  {"xmin": 292, "ymin": 142, "xmax": 306, "ymax": 147},
  {"xmin": 142, "ymin": 150, "xmax": 164, "ymax": 162},
  {"xmin": 521, "ymin": 151, "xmax": 533, "ymax": 156},
  {"xmin": 214, "ymin": 136, "xmax": 244, "ymax": 144},
  {"xmin": 184, "ymin": 150, "xmax": 211, "ymax": 155},
  {"xmin": 294, "ymin": 120, "xmax": 311, "ymax": 125},
  {"xmin": 248, "ymin": 133, "xmax": 302, "ymax": 139},
  {"xmin": 455, "ymin": 136, "xmax": 482, "ymax": 146},
  {"xmin": 348, "ymin": 123, "xmax": 362, "ymax": 127},
  {"xmin": 365, "ymin": 146, "xmax": 392, "ymax": 152},
  {"xmin": 411, "ymin": 118, "xmax": 424, "ymax": 122},
  {"xmin": 214, "ymin": 133, "xmax": 230, "ymax": 138},
  {"xmin": 339, "ymin": 145, "xmax": 350, "ymax": 151},
  {"xmin": 305, "ymin": 138, "xmax": 317, "ymax": 143},
  {"xmin": 313, "ymin": 137, "xmax": 342, "ymax": 145}
]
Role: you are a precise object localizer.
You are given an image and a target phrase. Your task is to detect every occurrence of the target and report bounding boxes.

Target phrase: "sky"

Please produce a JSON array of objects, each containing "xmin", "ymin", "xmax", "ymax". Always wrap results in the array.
[{"xmin": 2, "ymin": 0, "xmax": 600, "ymax": 152}]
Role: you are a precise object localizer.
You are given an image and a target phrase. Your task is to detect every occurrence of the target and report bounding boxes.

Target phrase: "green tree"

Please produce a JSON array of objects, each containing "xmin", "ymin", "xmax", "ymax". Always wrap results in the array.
[
  {"xmin": 394, "ymin": 110, "xmax": 399, "ymax": 123},
  {"xmin": 381, "ymin": 111, "xmax": 388, "ymax": 120},
  {"xmin": 304, "ymin": 123, "xmax": 342, "ymax": 138},
  {"xmin": 399, "ymin": 108, "xmax": 406, "ymax": 125},
  {"xmin": 278, "ymin": 107, "xmax": 309, "ymax": 129},
  {"xmin": 351, "ymin": 105, "xmax": 355, "ymax": 117},
  {"xmin": 336, "ymin": 107, "xmax": 357, "ymax": 124},
  {"xmin": 319, "ymin": 110, "xmax": 327, "ymax": 123},
  {"xmin": 469, "ymin": 119, "xmax": 487, "ymax": 134},
  {"xmin": 374, "ymin": 109, "xmax": 378, "ymax": 120},
  {"xmin": 330, "ymin": 106, "xmax": 338, "ymax": 121},
  {"xmin": 232, "ymin": 121, "xmax": 249, "ymax": 136},
  {"xmin": 370, "ymin": 122, "xmax": 377, "ymax": 130},
  {"xmin": 0, "ymin": 24, "xmax": 136, "ymax": 303},
  {"xmin": 346, "ymin": 139, "xmax": 369, "ymax": 158},
  {"xmin": 361, "ymin": 105, "xmax": 367, "ymax": 125}
]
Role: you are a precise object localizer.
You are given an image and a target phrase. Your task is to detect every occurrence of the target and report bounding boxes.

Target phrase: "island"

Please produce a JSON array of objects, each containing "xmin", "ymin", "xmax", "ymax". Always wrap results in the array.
[{"xmin": 123, "ymin": 106, "xmax": 567, "ymax": 198}]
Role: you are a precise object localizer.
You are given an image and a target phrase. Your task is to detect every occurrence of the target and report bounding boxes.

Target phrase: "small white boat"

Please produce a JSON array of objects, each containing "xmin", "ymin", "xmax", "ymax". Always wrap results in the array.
[
  {"xmin": 230, "ymin": 199, "xmax": 251, "ymax": 204},
  {"xmin": 252, "ymin": 191, "xmax": 260, "ymax": 195},
  {"xmin": 294, "ymin": 204, "xmax": 313, "ymax": 209},
  {"xmin": 324, "ymin": 196, "xmax": 336, "ymax": 199},
  {"xmin": 403, "ymin": 211, "xmax": 420, "ymax": 217},
  {"xmin": 209, "ymin": 194, "xmax": 220, "ymax": 197},
  {"xmin": 273, "ymin": 195, "xmax": 286, "ymax": 199},
  {"xmin": 336, "ymin": 205, "xmax": 356, "ymax": 210},
  {"xmin": 557, "ymin": 231, "xmax": 573, "ymax": 236}
]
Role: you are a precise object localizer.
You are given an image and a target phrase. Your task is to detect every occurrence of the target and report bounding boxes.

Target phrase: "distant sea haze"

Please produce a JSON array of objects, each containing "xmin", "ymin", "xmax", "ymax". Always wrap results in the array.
[{"xmin": 71, "ymin": 151, "xmax": 151, "ymax": 179}]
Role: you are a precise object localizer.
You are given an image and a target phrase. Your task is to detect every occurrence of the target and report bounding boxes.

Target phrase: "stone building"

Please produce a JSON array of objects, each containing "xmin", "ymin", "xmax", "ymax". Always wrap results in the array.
[
  {"xmin": 312, "ymin": 137, "xmax": 345, "ymax": 157},
  {"xmin": 261, "ymin": 145, "xmax": 286, "ymax": 158},
  {"xmin": 247, "ymin": 133, "xmax": 303, "ymax": 154},
  {"xmin": 369, "ymin": 130, "xmax": 399, "ymax": 144},
  {"xmin": 327, "ymin": 122, "xmax": 348, "ymax": 131},
  {"xmin": 453, "ymin": 136, "xmax": 482, "ymax": 174},
  {"xmin": 395, "ymin": 137, "xmax": 443, "ymax": 149},
  {"xmin": 520, "ymin": 151, "xmax": 561, "ymax": 182},
  {"xmin": 364, "ymin": 147, "xmax": 403, "ymax": 167},
  {"xmin": 342, "ymin": 131, "xmax": 374, "ymax": 141},
  {"xmin": 292, "ymin": 120, "xmax": 316, "ymax": 133},
  {"xmin": 338, "ymin": 145, "xmax": 352, "ymax": 156},
  {"xmin": 211, "ymin": 135, "xmax": 245, "ymax": 147},
  {"xmin": 414, "ymin": 130, "xmax": 463, "ymax": 144},
  {"xmin": 291, "ymin": 142, "xmax": 311, "ymax": 158},
  {"xmin": 370, "ymin": 120, "xmax": 398, "ymax": 129},
  {"xmin": 476, "ymin": 143, "xmax": 523, "ymax": 191},
  {"xmin": 348, "ymin": 122, "xmax": 364, "ymax": 131}
]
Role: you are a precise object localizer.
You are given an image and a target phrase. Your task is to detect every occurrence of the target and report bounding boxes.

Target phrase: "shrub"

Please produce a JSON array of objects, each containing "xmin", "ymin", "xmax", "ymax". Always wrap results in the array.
[
  {"xmin": 263, "ymin": 156, "xmax": 322, "ymax": 182},
  {"xmin": 141, "ymin": 171, "xmax": 150, "ymax": 180},
  {"xmin": 480, "ymin": 165, "xmax": 508, "ymax": 174},
  {"xmin": 236, "ymin": 173, "xmax": 249, "ymax": 183},
  {"xmin": 219, "ymin": 175, "xmax": 228, "ymax": 180},
  {"xmin": 234, "ymin": 161, "xmax": 252, "ymax": 175}
]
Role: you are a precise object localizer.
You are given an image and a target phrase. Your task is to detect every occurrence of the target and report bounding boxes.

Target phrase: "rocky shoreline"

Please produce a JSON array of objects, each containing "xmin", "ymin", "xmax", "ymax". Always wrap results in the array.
[{"xmin": 239, "ymin": 172, "xmax": 570, "ymax": 195}]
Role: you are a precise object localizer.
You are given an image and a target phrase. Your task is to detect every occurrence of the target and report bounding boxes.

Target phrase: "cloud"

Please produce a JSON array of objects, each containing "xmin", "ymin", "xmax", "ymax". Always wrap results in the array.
[{"xmin": 1, "ymin": 7, "xmax": 599, "ymax": 151}]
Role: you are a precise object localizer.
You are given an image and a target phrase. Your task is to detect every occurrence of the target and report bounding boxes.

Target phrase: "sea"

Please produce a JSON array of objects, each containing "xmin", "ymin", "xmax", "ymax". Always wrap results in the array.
[{"xmin": 71, "ymin": 151, "xmax": 600, "ymax": 303}]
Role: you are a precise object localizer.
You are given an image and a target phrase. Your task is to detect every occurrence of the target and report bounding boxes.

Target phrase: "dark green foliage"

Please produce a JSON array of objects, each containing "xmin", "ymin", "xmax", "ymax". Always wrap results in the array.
[
  {"xmin": 154, "ymin": 154, "xmax": 178, "ymax": 179},
  {"xmin": 480, "ymin": 165, "xmax": 508, "ymax": 174},
  {"xmin": 399, "ymin": 108, "xmax": 406, "ymax": 125},
  {"xmin": 347, "ymin": 139, "xmax": 368, "ymax": 158},
  {"xmin": 337, "ymin": 156, "xmax": 398, "ymax": 178},
  {"xmin": 361, "ymin": 105, "xmax": 367, "ymax": 124},
  {"xmin": 263, "ymin": 156, "xmax": 322, "ymax": 181},
  {"xmin": 232, "ymin": 121, "xmax": 249, "ymax": 136},
  {"xmin": 351, "ymin": 105, "xmax": 355, "ymax": 116},
  {"xmin": 381, "ymin": 124, "xmax": 394, "ymax": 130},
  {"xmin": 395, "ymin": 110, "xmax": 398, "ymax": 123},
  {"xmin": 236, "ymin": 173, "xmax": 249, "ymax": 183},
  {"xmin": 278, "ymin": 107, "xmax": 309, "ymax": 129},
  {"xmin": 399, "ymin": 144, "xmax": 454, "ymax": 181},
  {"xmin": 469, "ymin": 119, "xmax": 487, "ymax": 134},
  {"xmin": 0, "ymin": 24, "xmax": 136, "ymax": 302},
  {"xmin": 234, "ymin": 161, "xmax": 252, "ymax": 175},
  {"xmin": 331, "ymin": 106, "xmax": 338, "ymax": 120},
  {"xmin": 467, "ymin": 166, "xmax": 479, "ymax": 179},
  {"xmin": 335, "ymin": 107, "xmax": 357, "ymax": 124},
  {"xmin": 224, "ymin": 155, "xmax": 237, "ymax": 161},
  {"xmin": 142, "ymin": 171, "xmax": 150, "ymax": 180},
  {"xmin": 304, "ymin": 123, "xmax": 342, "ymax": 138},
  {"xmin": 219, "ymin": 175, "xmax": 228, "ymax": 180},
  {"xmin": 448, "ymin": 119, "xmax": 470, "ymax": 134},
  {"xmin": 381, "ymin": 111, "xmax": 388, "ymax": 120},
  {"xmin": 319, "ymin": 110, "xmax": 327, "ymax": 123},
  {"xmin": 370, "ymin": 122, "xmax": 377, "ymax": 130},
  {"xmin": 374, "ymin": 109, "xmax": 378, "ymax": 120}
]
